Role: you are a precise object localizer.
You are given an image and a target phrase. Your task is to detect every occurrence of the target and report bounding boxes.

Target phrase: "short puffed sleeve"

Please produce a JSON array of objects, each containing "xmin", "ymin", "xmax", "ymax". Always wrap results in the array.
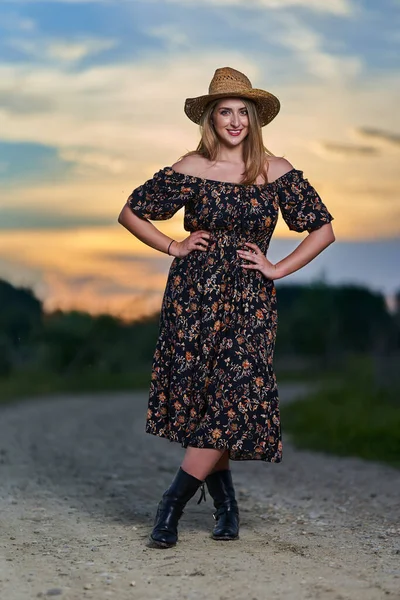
[
  {"xmin": 126, "ymin": 167, "xmax": 195, "ymax": 220},
  {"xmin": 275, "ymin": 169, "xmax": 334, "ymax": 233}
]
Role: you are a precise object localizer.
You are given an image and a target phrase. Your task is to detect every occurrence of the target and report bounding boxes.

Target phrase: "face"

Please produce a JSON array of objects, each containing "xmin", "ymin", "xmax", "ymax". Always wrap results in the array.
[{"xmin": 211, "ymin": 98, "xmax": 249, "ymax": 146}]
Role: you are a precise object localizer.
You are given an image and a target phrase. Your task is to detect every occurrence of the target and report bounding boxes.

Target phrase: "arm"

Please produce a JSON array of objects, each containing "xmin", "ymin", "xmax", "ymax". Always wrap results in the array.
[
  {"xmin": 118, "ymin": 205, "xmax": 179, "ymax": 257},
  {"xmin": 272, "ymin": 157, "xmax": 335, "ymax": 278},
  {"xmin": 238, "ymin": 221, "xmax": 335, "ymax": 280},
  {"xmin": 238, "ymin": 158, "xmax": 335, "ymax": 279},
  {"xmin": 117, "ymin": 166, "xmax": 193, "ymax": 257},
  {"xmin": 118, "ymin": 205, "xmax": 210, "ymax": 258},
  {"xmin": 274, "ymin": 222, "xmax": 335, "ymax": 279}
]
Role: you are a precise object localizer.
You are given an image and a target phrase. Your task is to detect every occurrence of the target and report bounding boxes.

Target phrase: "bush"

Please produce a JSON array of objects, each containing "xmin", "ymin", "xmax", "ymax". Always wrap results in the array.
[{"xmin": 282, "ymin": 356, "xmax": 400, "ymax": 467}]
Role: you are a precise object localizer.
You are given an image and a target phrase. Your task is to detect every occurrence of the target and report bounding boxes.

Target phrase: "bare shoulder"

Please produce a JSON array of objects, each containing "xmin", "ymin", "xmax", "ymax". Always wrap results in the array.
[
  {"xmin": 265, "ymin": 156, "xmax": 294, "ymax": 182},
  {"xmin": 171, "ymin": 154, "xmax": 208, "ymax": 176}
]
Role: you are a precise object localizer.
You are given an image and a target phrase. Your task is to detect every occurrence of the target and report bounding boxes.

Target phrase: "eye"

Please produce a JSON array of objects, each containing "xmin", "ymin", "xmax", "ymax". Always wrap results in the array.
[{"xmin": 220, "ymin": 109, "xmax": 230, "ymax": 115}]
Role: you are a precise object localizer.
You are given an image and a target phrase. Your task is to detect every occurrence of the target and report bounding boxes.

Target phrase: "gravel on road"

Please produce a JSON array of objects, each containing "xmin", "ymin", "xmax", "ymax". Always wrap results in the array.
[{"xmin": 0, "ymin": 388, "xmax": 399, "ymax": 600}]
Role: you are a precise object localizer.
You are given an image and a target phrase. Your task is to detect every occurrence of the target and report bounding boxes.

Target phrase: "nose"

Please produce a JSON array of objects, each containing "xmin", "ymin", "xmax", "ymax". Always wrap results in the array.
[{"xmin": 230, "ymin": 113, "xmax": 240, "ymax": 128}]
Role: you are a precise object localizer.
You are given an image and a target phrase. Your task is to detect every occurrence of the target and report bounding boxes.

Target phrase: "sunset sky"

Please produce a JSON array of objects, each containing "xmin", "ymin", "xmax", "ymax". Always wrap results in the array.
[{"xmin": 0, "ymin": 0, "xmax": 399, "ymax": 319}]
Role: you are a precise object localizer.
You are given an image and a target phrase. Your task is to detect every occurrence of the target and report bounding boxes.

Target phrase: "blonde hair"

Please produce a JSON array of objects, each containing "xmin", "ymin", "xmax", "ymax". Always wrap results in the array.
[{"xmin": 184, "ymin": 98, "xmax": 275, "ymax": 185}]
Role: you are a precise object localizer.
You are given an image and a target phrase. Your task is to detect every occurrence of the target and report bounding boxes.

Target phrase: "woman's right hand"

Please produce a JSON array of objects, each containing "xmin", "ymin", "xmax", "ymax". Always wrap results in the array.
[{"xmin": 171, "ymin": 230, "xmax": 211, "ymax": 258}]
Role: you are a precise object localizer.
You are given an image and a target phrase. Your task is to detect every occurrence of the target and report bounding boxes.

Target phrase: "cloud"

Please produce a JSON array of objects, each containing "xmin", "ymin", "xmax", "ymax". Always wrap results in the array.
[
  {"xmin": 313, "ymin": 127, "xmax": 400, "ymax": 160},
  {"xmin": 2, "ymin": 227, "xmax": 399, "ymax": 322},
  {"xmin": 59, "ymin": 148, "xmax": 128, "ymax": 174},
  {"xmin": 7, "ymin": 36, "xmax": 117, "ymax": 64},
  {"xmin": 0, "ymin": 207, "xmax": 114, "ymax": 230},
  {"xmin": 215, "ymin": 9, "xmax": 361, "ymax": 84},
  {"xmin": 0, "ymin": 90, "xmax": 54, "ymax": 114},
  {"xmin": 0, "ymin": 52, "xmax": 257, "ymax": 176},
  {"xmin": 167, "ymin": 0, "xmax": 353, "ymax": 16},
  {"xmin": 355, "ymin": 127, "xmax": 400, "ymax": 149},
  {"xmin": 0, "ymin": 13, "xmax": 36, "ymax": 32},
  {"xmin": 147, "ymin": 25, "xmax": 191, "ymax": 51},
  {"xmin": 0, "ymin": 226, "xmax": 172, "ymax": 319},
  {"xmin": 42, "ymin": 269, "xmax": 166, "ymax": 320},
  {"xmin": 312, "ymin": 141, "xmax": 379, "ymax": 158},
  {"xmin": 271, "ymin": 14, "xmax": 361, "ymax": 81},
  {"xmin": 0, "ymin": 49, "xmax": 399, "ymax": 240},
  {"xmin": 5, "ymin": 0, "xmax": 354, "ymax": 16},
  {"xmin": 0, "ymin": 5, "xmax": 398, "ymax": 243},
  {"xmin": 97, "ymin": 253, "xmax": 167, "ymax": 264},
  {"xmin": 1, "ymin": 0, "xmax": 398, "ymax": 322},
  {"xmin": 1, "ymin": 0, "xmax": 103, "ymax": 3}
]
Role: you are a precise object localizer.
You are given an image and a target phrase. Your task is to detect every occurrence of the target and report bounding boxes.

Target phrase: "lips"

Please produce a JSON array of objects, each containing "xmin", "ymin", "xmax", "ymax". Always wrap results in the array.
[{"xmin": 227, "ymin": 130, "xmax": 242, "ymax": 137}]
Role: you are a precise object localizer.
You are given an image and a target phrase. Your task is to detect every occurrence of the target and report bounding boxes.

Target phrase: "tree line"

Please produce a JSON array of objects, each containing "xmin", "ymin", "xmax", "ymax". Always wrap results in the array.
[{"xmin": 0, "ymin": 278, "xmax": 399, "ymax": 390}]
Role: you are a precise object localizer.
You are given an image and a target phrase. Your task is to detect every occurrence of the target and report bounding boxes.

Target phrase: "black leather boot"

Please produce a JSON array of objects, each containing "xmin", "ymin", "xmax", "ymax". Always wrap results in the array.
[
  {"xmin": 149, "ymin": 467, "xmax": 204, "ymax": 549},
  {"xmin": 205, "ymin": 469, "xmax": 239, "ymax": 540}
]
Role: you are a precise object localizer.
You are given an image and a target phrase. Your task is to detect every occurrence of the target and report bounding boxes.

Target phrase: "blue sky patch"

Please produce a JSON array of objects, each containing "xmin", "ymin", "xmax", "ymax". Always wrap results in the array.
[{"xmin": 0, "ymin": 141, "xmax": 75, "ymax": 185}]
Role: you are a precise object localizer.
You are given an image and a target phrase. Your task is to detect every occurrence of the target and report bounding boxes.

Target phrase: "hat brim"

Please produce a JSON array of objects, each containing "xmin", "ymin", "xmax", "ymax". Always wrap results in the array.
[{"xmin": 184, "ymin": 89, "xmax": 280, "ymax": 127}]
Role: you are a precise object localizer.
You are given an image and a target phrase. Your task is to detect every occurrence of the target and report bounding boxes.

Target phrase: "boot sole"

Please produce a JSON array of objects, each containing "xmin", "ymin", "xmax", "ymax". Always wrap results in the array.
[
  {"xmin": 148, "ymin": 535, "xmax": 176, "ymax": 549},
  {"xmin": 211, "ymin": 534, "xmax": 239, "ymax": 541}
]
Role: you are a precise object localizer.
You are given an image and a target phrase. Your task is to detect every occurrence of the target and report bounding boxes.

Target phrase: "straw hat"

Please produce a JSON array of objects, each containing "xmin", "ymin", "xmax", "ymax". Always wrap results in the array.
[{"xmin": 184, "ymin": 67, "xmax": 280, "ymax": 127}]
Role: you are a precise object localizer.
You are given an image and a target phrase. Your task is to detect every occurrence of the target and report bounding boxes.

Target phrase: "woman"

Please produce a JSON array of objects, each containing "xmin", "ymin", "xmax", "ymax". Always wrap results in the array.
[{"xmin": 118, "ymin": 67, "xmax": 335, "ymax": 549}]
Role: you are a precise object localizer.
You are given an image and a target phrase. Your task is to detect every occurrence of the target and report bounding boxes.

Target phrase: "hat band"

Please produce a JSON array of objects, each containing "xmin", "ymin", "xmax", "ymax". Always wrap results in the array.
[{"xmin": 208, "ymin": 82, "xmax": 252, "ymax": 95}]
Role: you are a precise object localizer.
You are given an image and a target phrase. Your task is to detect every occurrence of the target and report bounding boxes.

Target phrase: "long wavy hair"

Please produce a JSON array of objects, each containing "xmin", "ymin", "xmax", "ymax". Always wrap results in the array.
[{"xmin": 183, "ymin": 98, "xmax": 275, "ymax": 185}]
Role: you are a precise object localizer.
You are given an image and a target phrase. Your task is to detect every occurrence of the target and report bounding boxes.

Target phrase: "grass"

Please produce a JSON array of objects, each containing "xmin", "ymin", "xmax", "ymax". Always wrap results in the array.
[
  {"xmin": 0, "ymin": 368, "xmax": 152, "ymax": 404},
  {"xmin": 1, "ymin": 356, "xmax": 399, "ymax": 469},
  {"xmin": 281, "ymin": 356, "xmax": 400, "ymax": 468},
  {"xmin": 0, "ymin": 362, "xmax": 304, "ymax": 403}
]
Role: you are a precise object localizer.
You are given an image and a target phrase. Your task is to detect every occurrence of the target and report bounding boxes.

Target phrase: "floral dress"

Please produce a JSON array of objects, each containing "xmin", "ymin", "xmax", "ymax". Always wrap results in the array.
[{"xmin": 127, "ymin": 166, "xmax": 334, "ymax": 462}]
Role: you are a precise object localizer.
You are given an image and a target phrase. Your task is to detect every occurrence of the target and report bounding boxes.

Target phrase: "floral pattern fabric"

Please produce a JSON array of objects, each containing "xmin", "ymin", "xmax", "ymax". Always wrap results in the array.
[{"xmin": 127, "ymin": 166, "xmax": 334, "ymax": 461}]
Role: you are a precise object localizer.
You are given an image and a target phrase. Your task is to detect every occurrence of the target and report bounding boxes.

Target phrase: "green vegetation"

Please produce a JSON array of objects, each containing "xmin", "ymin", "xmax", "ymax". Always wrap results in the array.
[
  {"xmin": 0, "ymin": 278, "xmax": 157, "ymax": 402},
  {"xmin": 0, "ymin": 370, "xmax": 152, "ymax": 403},
  {"xmin": 282, "ymin": 356, "xmax": 400, "ymax": 468},
  {"xmin": 0, "ymin": 278, "xmax": 399, "ymax": 467}
]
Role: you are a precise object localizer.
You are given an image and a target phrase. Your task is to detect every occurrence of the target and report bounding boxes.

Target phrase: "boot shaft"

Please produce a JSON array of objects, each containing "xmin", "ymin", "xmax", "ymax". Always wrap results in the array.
[
  {"xmin": 205, "ymin": 469, "xmax": 238, "ymax": 510},
  {"xmin": 150, "ymin": 467, "xmax": 204, "ymax": 548},
  {"xmin": 163, "ymin": 467, "xmax": 204, "ymax": 506},
  {"xmin": 205, "ymin": 469, "xmax": 239, "ymax": 541}
]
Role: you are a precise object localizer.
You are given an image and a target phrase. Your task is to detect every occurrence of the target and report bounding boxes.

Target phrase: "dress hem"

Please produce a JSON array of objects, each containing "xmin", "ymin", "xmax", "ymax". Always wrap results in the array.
[{"xmin": 145, "ymin": 427, "xmax": 282, "ymax": 464}]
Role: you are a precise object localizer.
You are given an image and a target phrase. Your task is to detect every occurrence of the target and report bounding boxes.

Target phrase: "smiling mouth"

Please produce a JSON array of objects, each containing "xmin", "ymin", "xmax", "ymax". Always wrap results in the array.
[{"xmin": 227, "ymin": 130, "xmax": 243, "ymax": 136}]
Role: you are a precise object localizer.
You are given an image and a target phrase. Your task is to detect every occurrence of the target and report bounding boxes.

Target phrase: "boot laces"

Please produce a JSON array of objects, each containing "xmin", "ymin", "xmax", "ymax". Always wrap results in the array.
[{"xmin": 197, "ymin": 482, "xmax": 207, "ymax": 504}]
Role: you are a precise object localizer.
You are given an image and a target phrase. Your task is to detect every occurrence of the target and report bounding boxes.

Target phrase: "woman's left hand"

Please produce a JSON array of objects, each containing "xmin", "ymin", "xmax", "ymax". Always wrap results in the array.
[{"xmin": 237, "ymin": 242, "xmax": 280, "ymax": 280}]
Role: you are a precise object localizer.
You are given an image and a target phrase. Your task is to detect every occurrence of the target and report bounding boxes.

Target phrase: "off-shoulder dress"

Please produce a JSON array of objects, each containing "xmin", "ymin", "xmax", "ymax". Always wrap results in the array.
[{"xmin": 127, "ymin": 166, "xmax": 334, "ymax": 462}]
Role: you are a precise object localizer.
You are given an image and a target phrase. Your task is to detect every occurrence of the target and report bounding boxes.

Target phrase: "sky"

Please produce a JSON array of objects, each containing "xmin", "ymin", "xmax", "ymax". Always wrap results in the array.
[{"xmin": 0, "ymin": 0, "xmax": 399, "ymax": 319}]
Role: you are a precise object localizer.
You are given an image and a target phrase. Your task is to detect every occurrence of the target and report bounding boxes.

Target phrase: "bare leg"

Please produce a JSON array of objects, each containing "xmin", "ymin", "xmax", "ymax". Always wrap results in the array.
[
  {"xmin": 209, "ymin": 449, "xmax": 230, "ymax": 473},
  {"xmin": 181, "ymin": 446, "xmax": 225, "ymax": 481}
]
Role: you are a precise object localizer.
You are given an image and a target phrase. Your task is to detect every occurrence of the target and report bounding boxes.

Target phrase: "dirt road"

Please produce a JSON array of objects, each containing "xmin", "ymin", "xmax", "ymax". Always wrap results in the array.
[{"xmin": 0, "ymin": 387, "xmax": 399, "ymax": 600}]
